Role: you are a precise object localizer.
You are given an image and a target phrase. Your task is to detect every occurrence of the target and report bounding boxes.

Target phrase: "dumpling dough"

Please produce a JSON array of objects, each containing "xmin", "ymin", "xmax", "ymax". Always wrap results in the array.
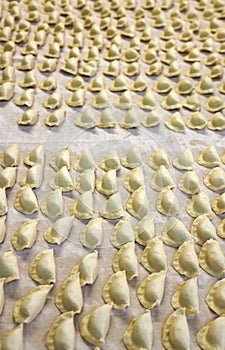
[
  {"xmin": 124, "ymin": 167, "xmax": 145, "ymax": 193},
  {"xmin": 102, "ymin": 271, "xmax": 130, "ymax": 310},
  {"xmin": 0, "ymin": 167, "xmax": 17, "ymax": 189},
  {"xmin": 162, "ymin": 217, "xmax": 193, "ymax": 247},
  {"xmin": 41, "ymin": 190, "xmax": 64, "ymax": 219},
  {"xmin": 29, "ymin": 249, "xmax": 56, "ymax": 285},
  {"xmin": 120, "ymin": 145, "xmax": 142, "ymax": 169},
  {"xmin": 13, "ymin": 284, "xmax": 53, "ymax": 324},
  {"xmin": 178, "ymin": 171, "xmax": 200, "ymax": 195},
  {"xmin": 212, "ymin": 193, "xmax": 225, "ymax": 215},
  {"xmin": 50, "ymin": 147, "xmax": 70, "ymax": 171},
  {"xmin": 204, "ymin": 167, "xmax": 225, "ymax": 191},
  {"xmin": 197, "ymin": 315, "xmax": 225, "ymax": 350},
  {"xmin": 112, "ymin": 241, "xmax": 138, "ymax": 280},
  {"xmin": 141, "ymin": 237, "xmax": 167, "ymax": 273},
  {"xmin": 49, "ymin": 166, "xmax": 74, "ymax": 192},
  {"xmin": 0, "ymin": 249, "xmax": 19, "ymax": 283},
  {"xmin": 110, "ymin": 220, "xmax": 135, "ymax": 248},
  {"xmin": 46, "ymin": 311, "xmax": 76, "ymax": 350},
  {"xmin": 171, "ymin": 278, "xmax": 199, "ymax": 316},
  {"xmin": 79, "ymin": 303, "xmax": 112, "ymax": 346},
  {"xmin": 55, "ymin": 273, "xmax": 83, "ymax": 314},
  {"xmin": 162, "ymin": 308, "xmax": 190, "ymax": 350},
  {"xmin": 137, "ymin": 271, "xmax": 166, "ymax": 309},
  {"xmin": 197, "ymin": 145, "xmax": 221, "ymax": 168},
  {"xmin": 69, "ymin": 191, "xmax": 94, "ymax": 220},
  {"xmin": 0, "ymin": 324, "xmax": 23, "ymax": 350},
  {"xmin": 190, "ymin": 214, "xmax": 217, "ymax": 245},
  {"xmin": 24, "ymin": 145, "xmax": 44, "ymax": 167},
  {"xmin": 147, "ymin": 148, "xmax": 169, "ymax": 170},
  {"xmin": 199, "ymin": 239, "xmax": 225, "ymax": 276},
  {"xmin": 100, "ymin": 192, "xmax": 124, "ymax": 219},
  {"xmin": 74, "ymin": 149, "xmax": 96, "ymax": 172},
  {"xmin": 156, "ymin": 189, "xmax": 179, "ymax": 216},
  {"xmin": 123, "ymin": 310, "xmax": 153, "ymax": 350},
  {"xmin": 186, "ymin": 191, "xmax": 213, "ymax": 219},
  {"xmin": 126, "ymin": 186, "xmax": 149, "ymax": 219},
  {"xmin": 14, "ymin": 186, "xmax": 38, "ymax": 215},
  {"xmin": 96, "ymin": 170, "xmax": 117, "ymax": 195},
  {"xmin": 172, "ymin": 148, "xmax": 194, "ymax": 171},
  {"xmin": 134, "ymin": 215, "xmax": 155, "ymax": 246},
  {"xmin": 75, "ymin": 169, "xmax": 95, "ymax": 193},
  {"xmin": 99, "ymin": 150, "xmax": 120, "ymax": 171},
  {"xmin": 11, "ymin": 219, "xmax": 39, "ymax": 250},
  {"xmin": 151, "ymin": 166, "xmax": 175, "ymax": 191},
  {"xmin": 19, "ymin": 164, "xmax": 43, "ymax": 188},
  {"xmin": 44, "ymin": 216, "xmax": 74, "ymax": 245},
  {"xmin": 80, "ymin": 218, "xmax": 103, "ymax": 249},
  {"xmin": 70, "ymin": 250, "xmax": 98, "ymax": 286},
  {"xmin": 206, "ymin": 278, "xmax": 225, "ymax": 315},
  {"xmin": 172, "ymin": 240, "xmax": 199, "ymax": 278}
]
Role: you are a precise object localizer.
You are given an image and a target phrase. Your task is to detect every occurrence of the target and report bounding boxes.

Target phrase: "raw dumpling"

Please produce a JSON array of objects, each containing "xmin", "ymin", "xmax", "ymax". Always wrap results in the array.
[
  {"xmin": 141, "ymin": 237, "xmax": 167, "ymax": 273},
  {"xmin": 29, "ymin": 249, "xmax": 56, "ymax": 284},
  {"xmin": 0, "ymin": 167, "xmax": 17, "ymax": 189},
  {"xmin": 99, "ymin": 150, "xmax": 120, "ymax": 171},
  {"xmin": 110, "ymin": 220, "xmax": 135, "ymax": 248},
  {"xmin": 199, "ymin": 239, "xmax": 225, "ymax": 276},
  {"xmin": 126, "ymin": 186, "xmax": 149, "ymax": 219},
  {"xmin": 46, "ymin": 311, "xmax": 76, "ymax": 350},
  {"xmin": 124, "ymin": 167, "xmax": 145, "ymax": 193},
  {"xmin": 96, "ymin": 170, "xmax": 117, "ymax": 195},
  {"xmin": 156, "ymin": 189, "xmax": 179, "ymax": 216},
  {"xmin": 71, "ymin": 250, "xmax": 98, "ymax": 286},
  {"xmin": 212, "ymin": 193, "xmax": 225, "ymax": 215},
  {"xmin": 0, "ymin": 324, "xmax": 23, "ymax": 350},
  {"xmin": 14, "ymin": 186, "xmax": 38, "ymax": 215},
  {"xmin": 19, "ymin": 164, "xmax": 43, "ymax": 188},
  {"xmin": 100, "ymin": 192, "xmax": 124, "ymax": 219},
  {"xmin": 204, "ymin": 167, "xmax": 225, "ymax": 191},
  {"xmin": 0, "ymin": 249, "xmax": 19, "ymax": 283},
  {"xmin": 50, "ymin": 147, "xmax": 70, "ymax": 171},
  {"xmin": 172, "ymin": 240, "xmax": 199, "ymax": 278},
  {"xmin": 24, "ymin": 145, "xmax": 44, "ymax": 167},
  {"xmin": 150, "ymin": 165, "xmax": 175, "ymax": 191},
  {"xmin": 190, "ymin": 214, "xmax": 217, "ymax": 245},
  {"xmin": 123, "ymin": 310, "xmax": 153, "ymax": 350},
  {"xmin": 172, "ymin": 148, "xmax": 194, "ymax": 171},
  {"xmin": 44, "ymin": 216, "xmax": 73, "ymax": 244},
  {"xmin": 197, "ymin": 315, "xmax": 225, "ymax": 350},
  {"xmin": 102, "ymin": 271, "xmax": 130, "ymax": 310},
  {"xmin": 137, "ymin": 271, "xmax": 166, "ymax": 309},
  {"xmin": 0, "ymin": 216, "xmax": 6, "ymax": 244},
  {"xmin": 0, "ymin": 189, "xmax": 7, "ymax": 216},
  {"xmin": 13, "ymin": 284, "xmax": 53, "ymax": 324},
  {"xmin": 74, "ymin": 149, "xmax": 96, "ymax": 172},
  {"xmin": 206, "ymin": 278, "xmax": 225, "ymax": 315},
  {"xmin": 79, "ymin": 303, "xmax": 112, "ymax": 346},
  {"xmin": 171, "ymin": 277, "xmax": 199, "ymax": 315},
  {"xmin": 162, "ymin": 308, "xmax": 190, "ymax": 350},
  {"xmin": 120, "ymin": 145, "xmax": 142, "ymax": 169},
  {"xmin": 112, "ymin": 241, "xmax": 138, "ymax": 280},
  {"xmin": 80, "ymin": 218, "xmax": 103, "ymax": 249},
  {"xmin": 197, "ymin": 145, "xmax": 221, "ymax": 168},
  {"xmin": 162, "ymin": 217, "xmax": 193, "ymax": 247},
  {"xmin": 134, "ymin": 215, "xmax": 155, "ymax": 246},
  {"xmin": 55, "ymin": 273, "xmax": 83, "ymax": 314},
  {"xmin": 178, "ymin": 171, "xmax": 200, "ymax": 195},
  {"xmin": 147, "ymin": 148, "xmax": 169, "ymax": 170},
  {"xmin": 44, "ymin": 110, "xmax": 66, "ymax": 127},
  {"xmin": 186, "ymin": 191, "xmax": 213, "ymax": 219},
  {"xmin": 75, "ymin": 169, "xmax": 95, "ymax": 193},
  {"xmin": 0, "ymin": 144, "xmax": 19, "ymax": 168},
  {"xmin": 70, "ymin": 191, "xmax": 94, "ymax": 220},
  {"xmin": 41, "ymin": 190, "xmax": 64, "ymax": 219},
  {"xmin": 11, "ymin": 219, "xmax": 39, "ymax": 250},
  {"xmin": 49, "ymin": 166, "xmax": 74, "ymax": 192}
]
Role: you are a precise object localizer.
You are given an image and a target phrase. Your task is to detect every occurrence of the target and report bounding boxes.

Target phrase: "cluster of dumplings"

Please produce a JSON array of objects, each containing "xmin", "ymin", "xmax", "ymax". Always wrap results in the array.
[{"xmin": 1, "ymin": 0, "xmax": 225, "ymax": 131}]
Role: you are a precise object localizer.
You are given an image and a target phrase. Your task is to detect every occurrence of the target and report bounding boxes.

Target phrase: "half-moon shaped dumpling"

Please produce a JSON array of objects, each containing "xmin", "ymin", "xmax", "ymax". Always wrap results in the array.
[
  {"xmin": 178, "ymin": 171, "xmax": 200, "ymax": 195},
  {"xmin": 138, "ymin": 91, "xmax": 156, "ymax": 111},
  {"xmin": 161, "ymin": 91, "xmax": 182, "ymax": 110},
  {"xmin": 172, "ymin": 148, "xmax": 194, "ymax": 171},
  {"xmin": 24, "ymin": 145, "xmax": 44, "ymax": 167},
  {"xmin": 186, "ymin": 191, "xmax": 213, "ymax": 219},
  {"xmin": 217, "ymin": 218, "xmax": 225, "ymax": 238},
  {"xmin": 100, "ymin": 192, "xmax": 124, "ymax": 219},
  {"xmin": 137, "ymin": 271, "xmax": 166, "ymax": 309},
  {"xmin": 204, "ymin": 167, "xmax": 225, "ymax": 191},
  {"xmin": 75, "ymin": 169, "xmax": 95, "ymax": 193},
  {"xmin": 79, "ymin": 303, "xmax": 112, "ymax": 346},
  {"xmin": 102, "ymin": 271, "xmax": 130, "ymax": 310},
  {"xmin": 99, "ymin": 150, "xmax": 120, "ymax": 171},
  {"xmin": 164, "ymin": 112, "xmax": 185, "ymax": 132},
  {"xmin": 70, "ymin": 191, "xmax": 94, "ymax": 220},
  {"xmin": 172, "ymin": 240, "xmax": 199, "ymax": 278},
  {"xmin": 141, "ymin": 237, "xmax": 167, "ymax": 273},
  {"xmin": 186, "ymin": 111, "xmax": 207, "ymax": 130},
  {"xmin": 134, "ymin": 215, "xmax": 155, "ymax": 246},
  {"xmin": 80, "ymin": 218, "xmax": 103, "ymax": 249},
  {"xmin": 55, "ymin": 273, "xmax": 83, "ymax": 314},
  {"xmin": 112, "ymin": 241, "xmax": 138, "ymax": 280},
  {"xmin": 124, "ymin": 167, "xmax": 145, "ymax": 193},
  {"xmin": 46, "ymin": 311, "xmax": 76, "ymax": 350},
  {"xmin": 123, "ymin": 310, "xmax": 153, "ymax": 350},
  {"xmin": 141, "ymin": 109, "xmax": 160, "ymax": 128},
  {"xmin": 162, "ymin": 308, "xmax": 190, "ymax": 350},
  {"xmin": 212, "ymin": 193, "xmax": 225, "ymax": 215},
  {"xmin": 147, "ymin": 148, "xmax": 169, "ymax": 170},
  {"xmin": 97, "ymin": 109, "xmax": 116, "ymax": 129},
  {"xmin": 96, "ymin": 170, "xmax": 117, "ymax": 195},
  {"xmin": 171, "ymin": 277, "xmax": 199, "ymax": 316},
  {"xmin": 0, "ymin": 144, "xmax": 19, "ymax": 168},
  {"xmin": 121, "ymin": 145, "xmax": 142, "ymax": 169},
  {"xmin": 43, "ymin": 92, "xmax": 62, "ymax": 110},
  {"xmin": 0, "ymin": 278, "xmax": 4, "ymax": 315},
  {"xmin": 199, "ymin": 239, "xmax": 225, "ymax": 276},
  {"xmin": 13, "ymin": 284, "xmax": 53, "ymax": 324},
  {"xmin": 0, "ymin": 188, "xmax": 7, "ymax": 216},
  {"xmin": 151, "ymin": 165, "xmax": 175, "ymax": 191},
  {"xmin": 197, "ymin": 145, "xmax": 221, "ymax": 168},
  {"xmin": 14, "ymin": 89, "xmax": 34, "ymax": 107},
  {"xmin": 197, "ymin": 315, "xmax": 225, "ymax": 350},
  {"xmin": 111, "ymin": 220, "xmax": 135, "ymax": 249},
  {"xmin": 14, "ymin": 186, "xmax": 38, "ymax": 215},
  {"xmin": 17, "ymin": 110, "xmax": 39, "ymax": 126},
  {"xmin": 206, "ymin": 278, "xmax": 225, "ymax": 315},
  {"xmin": 190, "ymin": 214, "xmax": 217, "ymax": 245},
  {"xmin": 49, "ymin": 166, "xmax": 74, "ymax": 192},
  {"xmin": 0, "ymin": 167, "xmax": 16, "ymax": 189},
  {"xmin": 44, "ymin": 110, "xmax": 66, "ymax": 127},
  {"xmin": 0, "ymin": 216, "xmax": 6, "ymax": 244},
  {"xmin": 0, "ymin": 249, "xmax": 19, "ymax": 283},
  {"xmin": 74, "ymin": 149, "xmax": 96, "ymax": 172},
  {"xmin": 29, "ymin": 249, "xmax": 56, "ymax": 284},
  {"xmin": 50, "ymin": 147, "xmax": 70, "ymax": 171},
  {"xmin": 207, "ymin": 112, "xmax": 225, "ymax": 131},
  {"xmin": 19, "ymin": 164, "xmax": 43, "ymax": 189},
  {"xmin": 126, "ymin": 186, "xmax": 149, "ymax": 219},
  {"xmin": 41, "ymin": 190, "xmax": 64, "ymax": 219},
  {"xmin": 11, "ymin": 219, "xmax": 38, "ymax": 250},
  {"xmin": 71, "ymin": 250, "xmax": 98, "ymax": 286},
  {"xmin": 0, "ymin": 324, "xmax": 23, "ymax": 350},
  {"xmin": 0, "ymin": 82, "xmax": 14, "ymax": 101},
  {"xmin": 162, "ymin": 217, "xmax": 193, "ymax": 247},
  {"xmin": 44, "ymin": 216, "xmax": 73, "ymax": 244},
  {"xmin": 75, "ymin": 108, "xmax": 96, "ymax": 129},
  {"xmin": 156, "ymin": 189, "xmax": 179, "ymax": 216}
]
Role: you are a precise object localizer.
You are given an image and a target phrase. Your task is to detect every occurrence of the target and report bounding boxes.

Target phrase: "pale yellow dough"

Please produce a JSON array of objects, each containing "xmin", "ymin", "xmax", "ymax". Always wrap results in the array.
[
  {"xmin": 70, "ymin": 250, "xmax": 98, "ymax": 286},
  {"xmin": 137, "ymin": 271, "xmax": 166, "ymax": 309},
  {"xmin": 102, "ymin": 270, "xmax": 130, "ymax": 310},
  {"xmin": 171, "ymin": 277, "xmax": 199, "ymax": 315},
  {"xmin": 141, "ymin": 237, "xmax": 167, "ymax": 273},
  {"xmin": 11, "ymin": 219, "xmax": 38, "ymax": 250},
  {"xmin": 29, "ymin": 249, "xmax": 56, "ymax": 285},
  {"xmin": 112, "ymin": 241, "xmax": 138, "ymax": 280},
  {"xmin": 0, "ymin": 324, "xmax": 23, "ymax": 350},
  {"xmin": 172, "ymin": 240, "xmax": 199, "ymax": 278}
]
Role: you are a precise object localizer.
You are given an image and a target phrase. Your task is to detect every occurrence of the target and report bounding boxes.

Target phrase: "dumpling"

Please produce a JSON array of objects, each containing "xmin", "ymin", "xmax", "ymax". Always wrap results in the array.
[
  {"xmin": 186, "ymin": 111, "xmax": 207, "ymax": 130},
  {"xmin": 123, "ymin": 310, "xmax": 153, "ymax": 350},
  {"xmin": 43, "ymin": 92, "xmax": 62, "ymax": 109},
  {"xmin": 17, "ymin": 109, "xmax": 39, "ymax": 126},
  {"xmin": 112, "ymin": 241, "xmax": 138, "ymax": 280},
  {"xmin": 172, "ymin": 240, "xmax": 199, "ymax": 277},
  {"xmin": 75, "ymin": 108, "xmax": 96, "ymax": 129},
  {"xmin": 0, "ymin": 189, "xmax": 7, "ymax": 217},
  {"xmin": 186, "ymin": 191, "xmax": 213, "ymax": 219},
  {"xmin": 99, "ymin": 150, "xmax": 120, "ymax": 171},
  {"xmin": 206, "ymin": 278, "xmax": 225, "ymax": 315},
  {"xmin": 100, "ymin": 192, "xmax": 124, "ymax": 219},
  {"xmin": 0, "ymin": 144, "xmax": 19, "ymax": 168},
  {"xmin": 41, "ymin": 190, "xmax": 64, "ymax": 219},
  {"xmin": 0, "ymin": 82, "xmax": 14, "ymax": 101},
  {"xmin": 49, "ymin": 166, "xmax": 74, "ymax": 192},
  {"xmin": 110, "ymin": 220, "xmax": 135, "ymax": 248},
  {"xmin": 96, "ymin": 170, "xmax": 117, "ymax": 195},
  {"xmin": 0, "ymin": 250, "xmax": 19, "ymax": 283},
  {"xmin": 121, "ymin": 145, "xmax": 142, "ymax": 169},
  {"xmin": 124, "ymin": 167, "xmax": 145, "ymax": 193},
  {"xmin": 44, "ymin": 216, "xmax": 73, "ymax": 245},
  {"xmin": 80, "ymin": 218, "xmax": 103, "ymax": 249},
  {"xmin": 172, "ymin": 148, "xmax": 194, "ymax": 171},
  {"xmin": 14, "ymin": 89, "xmax": 34, "ymax": 107},
  {"xmin": 217, "ymin": 218, "xmax": 225, "ymax": 238},
  {"xmin": 161, "ymin": 91, "xmax": 182, "ymax": 110},
  {"xmin": 0, "ymin": 216, "xmax": 6, "ymax": 244},
  {"xmin": 23, "ymin": 145, "xmax": 44, "ymax": 167},
  {"xmin": 147, "ymin": 148, "xmax": 169, "ymax": 170},
  {"xmin": 156, "ymin": 189, "xmax": 179, "ymax": 216},
  {"xmin": 134, "ymin": 215, "xmax": 155, "ymax": 246},
  {"xmin": 14, "ymin": 186, "xmax": 38, "ymax": 215},
  {"xmin": 212, "ymin": 193, "xmax": 225, "ymax": 215},
  {"xmin": 119, "ymin": 108, "xmax": 139, "ymax": 129},
  {"xmin": 29, "ymin": 249, "xmax": 56, "ymax": 284},
  {"xmin": 191, "ymin": 214, "xmax": 217, "ymax": 245},
  {"xmin": 11, "ymin": 219, "xmax": 39, "ymax": 250},
  {"xmin": 164, "ymin": 112, "xmax": 185, "ymax": 132},
  {"xmin": 204, "ymin": 167, "xmax": 225, "ymax": 191},
  {"xmin": 0, "ymin": 324, "xmax": 23, "ymax": 350},
  {"xmin": 141, "ymin": 109, "xmax": 160, "ymax": 128},
  {"xmin": 69, "ymin": 191, "xmax": 94, "ymax": 220},
  {"xmin": 141, "ymin": 237, "xmax": 167, "ymax": 273},
  {"xmin": 71, "ymin": 250, "xmax": 98, "ymax": 286},
  {"xmin": 197, "ymin": 145, "xmax": 221, "ymax": 168},
  {"xmin": 13, "ymin": 284, "xmax": 53, "ymax": 324},
  {"xmin": 162, "ymin": 217, "xmax": 193, "ymax": 247},
  {"xmin": 102, "ymin": 271, "xmax": 130, "ymax": 310},
  {"xmin": 178, "ymin": 171, "xmax": 200, "ymax": 195},
  {"xmin": 46, "ymin": 311, "xmax": 75, "ymax": 350},
  {"xmin": 50, "ymin": 147, "xmax": 70, "ymax": 171},
  {"xmin": 0, "ymin": 278, "xmax": 4, "ymax": 314},
  {"xmin": 171, "ymin": 277, "xmax": 199, "ymax": 315},
  {"xmin": 197, "ymin": 315, "xmax": 225, "ymax": 350},
  {"xmin": 126, "ymin": 186, "xmax": 149, "ymax": 219},
  {"xmin": 137, "ymin": 271, "xmax": 166, "ymax": 309},
  {"xmin": 199, "ymin": 239, "xmax": 225, "ymax": 276},
  {"xmin": 74, "ymin": 149, "xmax": 96, "ymax": 172},
  {"xmin": 79, "ymin": 303, "xmax": 112, "ymax": 346},
  {"xmin": 55, "ymin": 273, "xmax": 83, "ymax": 314},
  {"xmin": 162, "ymin": 308, "xmax": 190, "ymax": 350},
  {"xmin": 150, "ymin": 165, "xmax": 175, "ymax": 191},
  {"xmin": 138, "ymin": 91, "xmax": 156, "ymax": 111},
  {"xmin": 19, "ymin": 164, "xmax": 43, "ymax": 188},
  {"xmin": 75, "ymin": 169, "xmax": 95, "ymax": 194},
  {"xmin": 44, "ymin": 110, "xmax": 66, "ymax": 127}
]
